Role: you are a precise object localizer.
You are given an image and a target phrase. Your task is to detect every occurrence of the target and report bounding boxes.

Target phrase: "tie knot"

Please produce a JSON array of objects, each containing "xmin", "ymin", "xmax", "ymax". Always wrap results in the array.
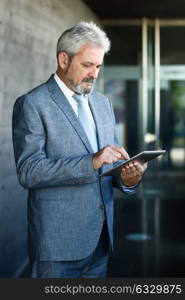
[{"xmin": 73, "ymin": 93, "xmax": 84, "ymax": 103}]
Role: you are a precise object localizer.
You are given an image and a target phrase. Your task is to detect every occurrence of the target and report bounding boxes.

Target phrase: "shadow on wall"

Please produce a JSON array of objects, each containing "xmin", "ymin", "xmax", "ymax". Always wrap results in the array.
[{"xmin": 0, "ymin": 166, "xmax": 28, "ymax": 277}]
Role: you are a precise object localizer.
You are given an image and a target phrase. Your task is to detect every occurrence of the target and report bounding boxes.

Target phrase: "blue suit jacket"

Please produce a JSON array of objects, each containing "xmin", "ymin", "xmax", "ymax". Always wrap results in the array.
[{"xmin": 12, "ymin": 75, "xmax": 136, "ymax": 261}]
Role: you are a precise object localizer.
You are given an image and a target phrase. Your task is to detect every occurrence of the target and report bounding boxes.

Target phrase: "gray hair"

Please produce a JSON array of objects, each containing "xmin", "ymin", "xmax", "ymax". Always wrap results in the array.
[{"xmin": 56, "ymin": 21, "xmax": 111, "ymax": 57}]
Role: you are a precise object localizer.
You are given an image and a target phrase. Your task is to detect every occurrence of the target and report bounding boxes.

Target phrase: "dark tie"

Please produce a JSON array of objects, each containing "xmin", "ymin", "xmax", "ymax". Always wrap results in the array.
[{"xmin": 73, "ymin": 93, "xmax": 98, "ymax": 152}]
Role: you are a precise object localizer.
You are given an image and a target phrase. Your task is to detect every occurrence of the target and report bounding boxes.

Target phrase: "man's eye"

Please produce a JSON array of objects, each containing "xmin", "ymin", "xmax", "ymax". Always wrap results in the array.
[{"xmin": 82, "ymin": 64, "xmax": 91, "ymax": 68}]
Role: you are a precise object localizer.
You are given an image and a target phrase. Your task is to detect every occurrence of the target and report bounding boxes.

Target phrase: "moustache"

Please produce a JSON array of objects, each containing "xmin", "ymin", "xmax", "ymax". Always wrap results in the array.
[{"xmin": 82, "ymin": 78, "xmax": 96, "ymax": 83}]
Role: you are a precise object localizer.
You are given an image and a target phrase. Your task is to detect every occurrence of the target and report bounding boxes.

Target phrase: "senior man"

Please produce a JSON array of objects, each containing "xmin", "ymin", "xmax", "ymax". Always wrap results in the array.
[{"xmin": 12, "ymin": 22, "xmax": 147, "ymax": 278}]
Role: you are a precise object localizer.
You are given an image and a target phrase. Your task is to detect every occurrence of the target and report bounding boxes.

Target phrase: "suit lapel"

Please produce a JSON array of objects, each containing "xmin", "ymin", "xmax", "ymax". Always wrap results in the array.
[
  {"xmin": 89, "ymin": 92, "xmax": 104, "ymax": 150},
  {"xmin": 47, "ymin": 75, "xmax": 93, "ymax": 153}
]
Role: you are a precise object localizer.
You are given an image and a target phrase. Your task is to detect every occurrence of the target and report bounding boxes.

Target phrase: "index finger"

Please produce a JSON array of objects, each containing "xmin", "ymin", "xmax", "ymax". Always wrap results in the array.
[{"xmin": 110, "ymin": 145, "xmax": 130, "ymax": 160}]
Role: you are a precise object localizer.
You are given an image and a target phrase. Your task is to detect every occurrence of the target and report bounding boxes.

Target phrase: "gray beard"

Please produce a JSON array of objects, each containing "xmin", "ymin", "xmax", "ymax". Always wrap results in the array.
[{"xmin": 67, "ymin": 79, "xmax": 95, "ymax": 94}]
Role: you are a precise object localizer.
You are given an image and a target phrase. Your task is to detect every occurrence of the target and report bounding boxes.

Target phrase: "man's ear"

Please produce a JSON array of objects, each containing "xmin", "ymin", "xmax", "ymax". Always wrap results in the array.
[{"xmin": 58, "ymin": 52, "xmax": 69, "ymax": 69}]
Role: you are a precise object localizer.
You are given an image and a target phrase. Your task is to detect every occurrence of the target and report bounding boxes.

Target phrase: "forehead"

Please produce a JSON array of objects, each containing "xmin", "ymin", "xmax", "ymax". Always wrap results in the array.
[{"xmin": 74, "ymin": 43, "xmax": 104, "ymax": 64}]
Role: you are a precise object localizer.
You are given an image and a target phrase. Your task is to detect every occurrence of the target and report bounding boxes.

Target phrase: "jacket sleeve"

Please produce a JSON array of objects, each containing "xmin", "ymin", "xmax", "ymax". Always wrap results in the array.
[
  {"xmin": 12, "ymin": 96, "xmax": 98, "ymax": 189},
  {"xmin": 107, "ymin": 99, "xmax": 139, "ymax": 195}
]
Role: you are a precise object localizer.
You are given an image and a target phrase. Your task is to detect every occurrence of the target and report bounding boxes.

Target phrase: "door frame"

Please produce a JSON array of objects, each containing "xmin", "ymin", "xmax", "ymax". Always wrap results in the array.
[{"xmin": 103, "ymin": 18, "xmax": 185, "ymax": 151}]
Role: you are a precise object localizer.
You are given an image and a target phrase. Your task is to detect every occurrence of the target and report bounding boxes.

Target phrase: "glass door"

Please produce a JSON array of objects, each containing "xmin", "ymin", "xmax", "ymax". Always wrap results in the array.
[
  {"xmin": 103, "ymin": 19, "xmax": 157, "ymax": 157},
  {"xmin": 103, "ymin": 18, "xmax": 185, "ymax": 277},
  {"xmin": 103, "ymin": 22, "xmax": 142, "ymax": 156},
  {"xmin": 159, "ymin": 22, "xmax": 185, "ymax": 171},
  {"xmin": 138, "ymin": 19, "xmax": 185, "ymax": 172}
]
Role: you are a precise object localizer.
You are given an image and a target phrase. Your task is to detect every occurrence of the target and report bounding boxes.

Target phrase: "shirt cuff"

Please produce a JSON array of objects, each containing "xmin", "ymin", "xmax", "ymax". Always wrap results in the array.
[{"xmin": 120, "ymin": 180, "xmax": 140, "ymax": 194}]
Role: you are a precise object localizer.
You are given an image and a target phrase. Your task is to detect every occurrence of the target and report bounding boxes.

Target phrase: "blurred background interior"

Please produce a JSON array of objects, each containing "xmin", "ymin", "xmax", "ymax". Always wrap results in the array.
[{"xmin": 1, "ymin": 0, "xmax": 185, "ymax": 277}]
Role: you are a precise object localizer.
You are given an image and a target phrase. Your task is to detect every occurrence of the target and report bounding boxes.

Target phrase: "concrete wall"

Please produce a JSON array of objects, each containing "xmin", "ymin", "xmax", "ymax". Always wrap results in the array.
[{"xmin": 0, "ymin": 0, "xmax": 99, "ymax": 277}]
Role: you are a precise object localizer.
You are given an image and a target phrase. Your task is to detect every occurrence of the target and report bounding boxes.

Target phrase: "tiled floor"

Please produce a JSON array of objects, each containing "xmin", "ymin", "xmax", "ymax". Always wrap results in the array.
[{"xmin": 108, "ymin": 173, "xmax": 185, "ymax": 277}]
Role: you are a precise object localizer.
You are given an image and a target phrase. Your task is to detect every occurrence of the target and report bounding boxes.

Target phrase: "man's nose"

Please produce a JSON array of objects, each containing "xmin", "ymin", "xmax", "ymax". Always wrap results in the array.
[{"xmin": 88, "ymin": 67, "xmax": 99, "ymax": 78}]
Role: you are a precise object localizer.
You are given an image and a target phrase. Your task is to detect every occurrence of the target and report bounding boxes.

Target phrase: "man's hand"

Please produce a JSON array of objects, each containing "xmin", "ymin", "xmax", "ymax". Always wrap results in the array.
[
  {"xmin": 120, "ymin": 161, "xmax": 147, "ymax": 187},
  {"xmin": 92, "ymin": 144, "xmax": 129, "ymax": 169}
]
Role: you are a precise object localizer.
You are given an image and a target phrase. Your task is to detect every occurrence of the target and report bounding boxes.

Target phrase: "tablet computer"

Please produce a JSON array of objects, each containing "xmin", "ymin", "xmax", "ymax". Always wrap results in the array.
[{"xmin": 100, "ymin": 150, "xmax": 166, "ymax": 177}]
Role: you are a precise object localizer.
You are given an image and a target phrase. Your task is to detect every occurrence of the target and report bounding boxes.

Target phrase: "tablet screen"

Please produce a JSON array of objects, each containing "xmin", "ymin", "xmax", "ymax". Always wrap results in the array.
[{"xmin": 100, "ymin": 150, "xmax": 166, "ymax": 177}]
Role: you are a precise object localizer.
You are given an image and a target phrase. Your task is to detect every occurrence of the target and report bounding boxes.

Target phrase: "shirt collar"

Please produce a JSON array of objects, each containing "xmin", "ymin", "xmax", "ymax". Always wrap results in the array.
[{"xmin": 54, "ymin": 73, "xmax": 74, "ymax": 99}]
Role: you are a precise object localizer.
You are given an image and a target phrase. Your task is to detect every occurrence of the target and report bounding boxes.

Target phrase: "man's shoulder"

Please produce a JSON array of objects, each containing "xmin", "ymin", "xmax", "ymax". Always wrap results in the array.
[
  {"xmin": 91, "ymin": 89, "xmax": 109, "ymax": 103},
  {"xmin": 91, "ymin": 90, "xmax": 113, "ymax": 113},
  {"xmin": 19, "ymin": 80, "xmax": 48, "ymax": 100},
  {"xmin": 14, "ymin": 76, "xmax": 53, "ymax": 108}
]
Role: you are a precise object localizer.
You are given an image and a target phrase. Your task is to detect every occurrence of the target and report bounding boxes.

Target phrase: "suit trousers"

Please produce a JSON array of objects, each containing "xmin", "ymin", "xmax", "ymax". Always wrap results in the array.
[{"xmin": 31, "ymin": 221, "xmax": 109, "ymax": 278}]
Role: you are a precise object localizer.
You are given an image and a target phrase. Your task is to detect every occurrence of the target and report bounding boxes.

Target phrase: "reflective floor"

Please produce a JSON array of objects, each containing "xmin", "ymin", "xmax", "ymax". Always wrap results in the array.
[
  {"xmin": 21, "ymin": 172, "xmax": 185, "ymax": 278},
  {"xmin": 108, "ymin": 173, "xmax": 185, "ymax": 277}
]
